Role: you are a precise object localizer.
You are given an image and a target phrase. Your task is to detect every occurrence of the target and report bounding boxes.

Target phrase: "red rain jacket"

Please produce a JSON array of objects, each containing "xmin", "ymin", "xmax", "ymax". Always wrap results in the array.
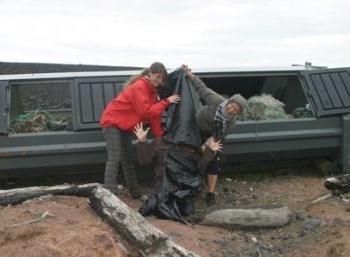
[{"xmin": 100, "ymin": 77, "xmax": 170, "ymax": 137}]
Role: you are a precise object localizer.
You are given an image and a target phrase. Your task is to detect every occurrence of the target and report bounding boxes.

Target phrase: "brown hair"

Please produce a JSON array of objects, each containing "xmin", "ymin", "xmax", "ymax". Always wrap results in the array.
[{"xmin": 123, "ymin": 62, "xmax": 167, "ymax": 89}]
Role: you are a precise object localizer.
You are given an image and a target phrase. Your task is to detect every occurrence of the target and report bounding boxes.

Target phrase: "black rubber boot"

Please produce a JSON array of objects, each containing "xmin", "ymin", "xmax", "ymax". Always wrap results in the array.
[{"xmin": 206, "ymin": 192, "xmax": 216, "ymax": 206}]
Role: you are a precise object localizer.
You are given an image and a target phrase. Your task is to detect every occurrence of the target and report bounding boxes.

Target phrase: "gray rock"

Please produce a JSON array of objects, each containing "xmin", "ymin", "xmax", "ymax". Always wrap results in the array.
[
  {"xmin": 202, "ymin": 207, "xmax": 292, "ymax": 228},
  {"xmin": 302, "ymin": 218, "xmax": 322, "ymax": 231}
]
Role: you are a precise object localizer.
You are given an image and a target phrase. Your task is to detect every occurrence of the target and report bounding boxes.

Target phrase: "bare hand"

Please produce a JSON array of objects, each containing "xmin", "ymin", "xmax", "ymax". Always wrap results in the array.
[
  {"xmin": 167, "ymin": 94, "xmax": 181, "ymax": 104},
  {"xmin": 205, "ymin": 137, "xmax": 223, "ymax": 152},
  {"xmin": 181, "ymin": 64, "xmax": 195, "ymax": 80},
  {"xmin": 133, "ymin": 122, "xmax": 150, "ymax": 142}
]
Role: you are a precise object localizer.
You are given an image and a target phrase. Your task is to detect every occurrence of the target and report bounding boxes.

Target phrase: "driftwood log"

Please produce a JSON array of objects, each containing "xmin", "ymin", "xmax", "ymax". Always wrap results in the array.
[
  {"xmin": 0, "ymin": 183, "xmax": 100, "ymax": 206},
  {"xmin": 202, "ymin": 206, "xmax": 291, "ymax": 228},
  {"xmin": 89, "ymin": 186, "xmax": 200, "ymax": 257},
  {"xmin": 147, "ymin": 240, "xmax": 201, "ymax": 257}
]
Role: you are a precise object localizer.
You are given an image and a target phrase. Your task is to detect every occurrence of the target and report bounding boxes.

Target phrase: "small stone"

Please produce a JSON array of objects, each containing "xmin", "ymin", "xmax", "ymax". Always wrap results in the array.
[
  {"xmin": 229, "ymin": 234, "xmax": 239, "ymax": 241},
  {"xmin": 251, "ymin": 236, "xmax": 258, "ymax": 243},
  {"xmin": 294, "ymin": 211, "xmax": 306, "ymax": 221},
  {"xmin": 333, "ymin": 218, "xmax": 344, "ymax": 225},
  {"xmin": 213, "ymin": 239, "xmax": 229, "ymax": 247},
  {"xmin": 300, "ymin": 217, "xmax": 322, "ymax": 235}
]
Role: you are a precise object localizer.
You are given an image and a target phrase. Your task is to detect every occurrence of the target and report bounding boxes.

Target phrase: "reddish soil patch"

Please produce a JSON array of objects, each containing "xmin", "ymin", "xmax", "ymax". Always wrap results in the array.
[
  {"xmin": 151, "ymin": 218, "xmax": 229, "ymax": 257},
  {"xmin": 0, "ymin": 195, "xmax": 138, "ymax": 257},
  {"xmin": 146, "ymin": 174, "xmax": 350, "ymax": 257},
  {"xmin": 1, "ymin": 171, "xmax": 350, "ymax": 257}
]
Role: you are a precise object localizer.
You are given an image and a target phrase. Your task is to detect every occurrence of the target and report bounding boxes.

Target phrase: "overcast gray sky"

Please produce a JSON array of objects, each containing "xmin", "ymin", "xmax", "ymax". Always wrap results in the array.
[{"xmin": 1, "ymin": 0, "xmax": 349, "ymax": 68}]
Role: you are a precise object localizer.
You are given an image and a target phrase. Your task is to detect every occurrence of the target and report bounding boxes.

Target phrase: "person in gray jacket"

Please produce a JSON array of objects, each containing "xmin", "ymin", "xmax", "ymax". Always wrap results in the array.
[{"xmin": 183, "ymin": 65, "xmax": 247, "ymax": 205}]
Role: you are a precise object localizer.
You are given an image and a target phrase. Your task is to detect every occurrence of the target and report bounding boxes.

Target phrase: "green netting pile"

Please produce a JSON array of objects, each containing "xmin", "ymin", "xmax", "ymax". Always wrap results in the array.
[
  {"xmin": 9, "ymin": 110, "xmax": 70, "ymax": 133},
  {"xmin": 236, "ymin": 94, "xmax": 291, "ymax": 121},
  {"xmin": 292, "ymin": 104, "xmax": 314, "ymax": 118}
]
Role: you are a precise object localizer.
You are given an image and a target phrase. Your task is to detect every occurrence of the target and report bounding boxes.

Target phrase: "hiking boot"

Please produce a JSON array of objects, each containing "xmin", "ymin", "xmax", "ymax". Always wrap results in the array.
[
  {"xmin": 206, "ymin": 192, "xmax": 216, "ymax": 206},
  {"xmin": 129, "ymin": 187, "xmax": 143, "ymax": 199}
]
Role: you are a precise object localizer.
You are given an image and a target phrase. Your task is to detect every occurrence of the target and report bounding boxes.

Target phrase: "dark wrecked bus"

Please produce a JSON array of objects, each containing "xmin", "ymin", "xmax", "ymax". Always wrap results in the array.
[{"xmin": 0, "ymin": 66, "xmax": 349, "ymax": 178}]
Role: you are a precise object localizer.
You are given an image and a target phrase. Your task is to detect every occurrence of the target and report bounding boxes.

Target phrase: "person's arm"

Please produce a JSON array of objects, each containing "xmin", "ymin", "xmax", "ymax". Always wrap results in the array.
[
  {"xmin": 133, "ymin": 123, "xmax": 157, "ymax": 166},
  {"xmin": 190, "ymin": 76, "xmax": 225, "ymax": 106},
  {"xmin": 200, "ymin": 137, "xmax": 223, "ymax": 170},
  {"xmin": 200, "ymin": 147, "xmax": 216, "ymax": 171},
  {"xmin": 182, "ymin": 65, "xmax": 225, "ymax": 105},
  {"xmin": 129, "ymin": 81, "xmax": 180, "ymax": 119},
  {"xmin": 136, "ymin": 141, "xmax": 158, "ymax": 166},
  {"xmin": 130, "ymin": 82, "xmax": 170, "ymax": 119}
]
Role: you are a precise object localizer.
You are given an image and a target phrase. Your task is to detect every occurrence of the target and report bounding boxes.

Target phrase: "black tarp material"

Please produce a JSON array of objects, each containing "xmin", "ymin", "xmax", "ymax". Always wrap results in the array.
[
  {"xmin": 139, "ymin": 69, "xmax": 204, "ymax": 222},
  {"xmin": 162, "ymin": 69, "xmax": 202, "ymax": 148}
]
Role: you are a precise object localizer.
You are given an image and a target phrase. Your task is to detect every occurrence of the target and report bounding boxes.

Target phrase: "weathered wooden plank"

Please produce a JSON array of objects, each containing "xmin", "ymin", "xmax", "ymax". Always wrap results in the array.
[
  {"xmin": 89, "ymin": 186, "xmax": 200, "ymax": 257},
  {"xmin": 0, "ymin": 183, "xmax": 100, "ymax": 206}
]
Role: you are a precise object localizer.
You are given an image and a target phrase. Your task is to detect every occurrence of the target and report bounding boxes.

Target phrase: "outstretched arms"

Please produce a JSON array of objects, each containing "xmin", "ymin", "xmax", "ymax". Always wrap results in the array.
[{"xmin": 181, "ymin": 65, "xmax": 226, "ymax": 105}]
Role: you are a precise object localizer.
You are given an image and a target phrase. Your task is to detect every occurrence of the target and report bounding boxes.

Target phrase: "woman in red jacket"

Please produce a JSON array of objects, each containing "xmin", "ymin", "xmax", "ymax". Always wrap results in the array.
[{"xmin": 100, "ymin": 62, "xmax": 180, "ymax": 198}]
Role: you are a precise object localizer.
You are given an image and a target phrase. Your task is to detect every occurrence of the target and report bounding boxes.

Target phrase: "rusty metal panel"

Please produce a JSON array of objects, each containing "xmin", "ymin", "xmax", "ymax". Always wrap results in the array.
[{"xmin": 301, "ymin": 68, "xmax": 350, "ymax": 117}]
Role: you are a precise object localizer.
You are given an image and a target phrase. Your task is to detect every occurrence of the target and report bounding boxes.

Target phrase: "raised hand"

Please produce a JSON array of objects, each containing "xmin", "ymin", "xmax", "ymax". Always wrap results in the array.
[
  {"xmin": 181, "ymin": 64, "xmax": 195, "ymax": 80},
  {"xmin": 133, "ymin": 122, "xmax": 150, "ymax": 143},
  {"xmin": 205, "ymin": 137, "xmax": 223, "ymax": 152}
]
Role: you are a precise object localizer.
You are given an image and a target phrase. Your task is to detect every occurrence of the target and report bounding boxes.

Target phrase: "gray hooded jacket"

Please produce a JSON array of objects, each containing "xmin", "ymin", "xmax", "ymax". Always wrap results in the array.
[{"xmin": 191, "ymin": 76, "xmax": 237, "ymax": 137}]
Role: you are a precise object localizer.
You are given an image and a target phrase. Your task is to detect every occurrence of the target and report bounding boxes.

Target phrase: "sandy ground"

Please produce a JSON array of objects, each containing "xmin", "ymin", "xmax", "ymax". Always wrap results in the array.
[{"xmin": 1, "ymin": 169, "xmax": 350, "ymax": 257}]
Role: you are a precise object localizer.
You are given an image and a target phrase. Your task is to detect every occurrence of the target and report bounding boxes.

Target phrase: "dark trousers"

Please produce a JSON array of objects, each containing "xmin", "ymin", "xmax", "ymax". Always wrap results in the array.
[
  {"xmin": 206, "ymin": 156, "xmax": 222, "ymax": 175},
  {"xmin": 103, "ymin": 127, "xmax": 139, "ymax": 194}
]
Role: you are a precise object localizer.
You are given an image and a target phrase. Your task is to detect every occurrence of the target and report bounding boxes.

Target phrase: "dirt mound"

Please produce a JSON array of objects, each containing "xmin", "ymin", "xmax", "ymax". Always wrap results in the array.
[
  {"xmin": 0, "ymin": 195, "xmax": 138, "ymax": 257},
  {"xmin": 0, "ymin": 171, "xmax": 349, "ymax": 257}
]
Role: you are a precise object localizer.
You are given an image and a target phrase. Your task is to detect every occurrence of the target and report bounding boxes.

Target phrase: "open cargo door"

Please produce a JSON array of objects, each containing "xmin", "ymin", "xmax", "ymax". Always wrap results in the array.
[
  {"xmin": 0, "ymin": 81, "xmax": 9, "ymax": 135},
  {"xmin": 72, "ymin": 77, "xmax": 127, "ymax": 130},
  {"xmin": 300, "ymin": 68, "xmax": 350, "ymax": 117}
]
